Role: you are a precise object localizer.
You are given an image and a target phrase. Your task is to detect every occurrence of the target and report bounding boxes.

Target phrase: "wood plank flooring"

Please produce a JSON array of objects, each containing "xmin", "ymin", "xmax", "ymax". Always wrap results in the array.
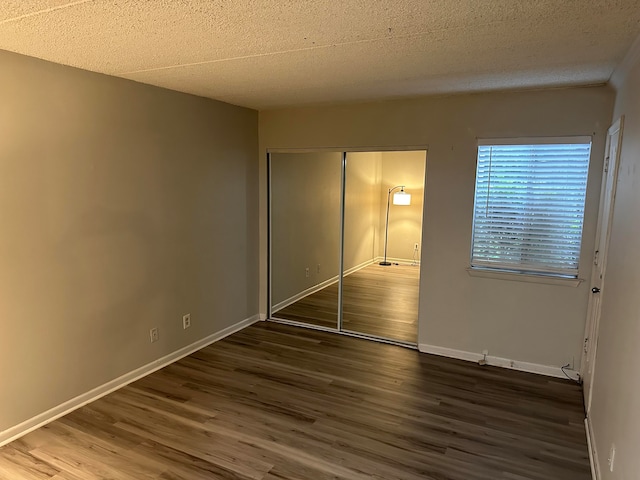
[
  {"xmin": 0, "ymin": 322, "xmax": 590, "ymax": 480},
  {"xmin": 274, "ymin": 263, "xmax": 419, "ymax": 343}
]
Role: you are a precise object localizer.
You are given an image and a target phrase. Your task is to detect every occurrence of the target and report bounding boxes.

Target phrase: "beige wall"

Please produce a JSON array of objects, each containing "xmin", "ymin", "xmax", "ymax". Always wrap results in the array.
[
  {"xmin": 589, "ymin": 58, "xmax": 640, "ymax": 478},
  {"xmin": 377, "ymin": 151, "xmax": 425, "ymax": 261},
  {"xmin": 0, "ymin": 50, "xmax": 259, "ymax": 433},
  {"xmin": 259, "ymin": 86, "xmax": 614, "ymax": 368},
  {"xmin": 344, "ymin": 152, "xmax": 381, "ymax": 269}
]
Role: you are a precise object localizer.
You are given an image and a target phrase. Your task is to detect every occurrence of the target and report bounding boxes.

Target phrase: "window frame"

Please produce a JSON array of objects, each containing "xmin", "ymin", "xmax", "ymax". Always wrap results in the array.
[{"xmin": 469, "ymin": 136, "xmax": 592, "ymax": 284}]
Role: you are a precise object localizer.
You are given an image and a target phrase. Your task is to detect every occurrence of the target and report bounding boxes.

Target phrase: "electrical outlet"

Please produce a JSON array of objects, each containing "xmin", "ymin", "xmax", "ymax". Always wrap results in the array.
[
  {"xmin": 482, "ymin": 349, "xmax": 489, "ymax": 356},
  {"xmin": 414, "ymin": 242, "xmax": 419, "ymax": 250},
  {"xmin": 182, "ymin": 313, "xmax": 191, "ymax": 330},
  {"xmin": 305, "ymin": 267, "xmax": 310, "ymax": 278},
  {"xmin": 609, "ymin": 444, "xmax": 616, "ymax": 472},
  {"xmin": 149, "ymin": 327, "xmax": 159, "ymax": 343}
]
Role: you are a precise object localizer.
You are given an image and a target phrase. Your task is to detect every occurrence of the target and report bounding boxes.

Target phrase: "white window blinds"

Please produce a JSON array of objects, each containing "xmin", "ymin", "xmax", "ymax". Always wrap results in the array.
[{"xmin": 471, "ymin": 139, "xmax": 592, "ymax": 278}]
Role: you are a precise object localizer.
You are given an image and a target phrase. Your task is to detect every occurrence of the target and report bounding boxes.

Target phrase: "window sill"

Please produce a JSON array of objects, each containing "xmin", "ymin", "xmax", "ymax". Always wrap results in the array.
[{"xmin": 466, "ymin": 267, "xmax": 584, "ymax": 287}]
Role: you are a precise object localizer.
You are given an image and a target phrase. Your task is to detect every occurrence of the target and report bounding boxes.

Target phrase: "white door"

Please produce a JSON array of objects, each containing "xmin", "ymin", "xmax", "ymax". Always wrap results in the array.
[{"xmin": 581, "ymin": 116, "xmax": 624, "ymax": 414}]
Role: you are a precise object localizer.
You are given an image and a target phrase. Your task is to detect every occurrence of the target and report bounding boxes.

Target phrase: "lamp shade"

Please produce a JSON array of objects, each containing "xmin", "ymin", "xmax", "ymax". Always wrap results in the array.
[{"xmin": 393, "ymin": 190, "xmax": 411, "ymax": 205}]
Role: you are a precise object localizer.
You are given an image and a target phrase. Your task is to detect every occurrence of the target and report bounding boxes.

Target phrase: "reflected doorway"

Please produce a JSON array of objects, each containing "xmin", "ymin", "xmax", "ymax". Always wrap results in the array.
[{"xmin": 269, "ymin": 149, "xmax": 426, "ymax": 345}]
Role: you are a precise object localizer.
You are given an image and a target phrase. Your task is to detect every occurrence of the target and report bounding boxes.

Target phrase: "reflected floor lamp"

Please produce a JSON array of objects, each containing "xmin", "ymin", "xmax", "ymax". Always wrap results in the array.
[{"xmin": 380, "ymin": 185, "xmax": 411, "ymax": 266}]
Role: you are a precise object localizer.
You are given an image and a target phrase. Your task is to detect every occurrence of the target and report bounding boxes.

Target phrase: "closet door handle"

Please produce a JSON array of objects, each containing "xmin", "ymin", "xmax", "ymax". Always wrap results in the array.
[{"xmin": 592, "ymin": 287, "xmax": 601, "ymax": 293}]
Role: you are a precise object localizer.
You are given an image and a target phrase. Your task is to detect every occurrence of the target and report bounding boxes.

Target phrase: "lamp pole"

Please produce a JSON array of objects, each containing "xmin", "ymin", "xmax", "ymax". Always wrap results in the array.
[{"xmin": 380, "ymin": 185, "xmax": 406, "ymax": 266}]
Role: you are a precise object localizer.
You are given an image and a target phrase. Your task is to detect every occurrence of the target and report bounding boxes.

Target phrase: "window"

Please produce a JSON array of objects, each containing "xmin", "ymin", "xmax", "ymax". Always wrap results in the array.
[{"xmin": 470, "ymin": 138, "xmax": 592, "ymax": 278}]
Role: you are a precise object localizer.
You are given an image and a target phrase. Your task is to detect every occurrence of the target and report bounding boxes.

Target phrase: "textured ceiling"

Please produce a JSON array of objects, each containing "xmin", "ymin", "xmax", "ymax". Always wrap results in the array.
[{"xmin": 1, "ymin": 1, "xmax": 639, "ymax": 110}]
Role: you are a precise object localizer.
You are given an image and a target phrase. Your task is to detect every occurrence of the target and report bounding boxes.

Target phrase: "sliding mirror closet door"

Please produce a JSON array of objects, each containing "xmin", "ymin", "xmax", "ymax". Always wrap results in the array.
[
  {"xmin": 270, "ymin": 152, "xmax": 342, "ymax": 330},
  {"xmin": 342, "ymin": 151, "xmax": 425, "ymax": 343}
]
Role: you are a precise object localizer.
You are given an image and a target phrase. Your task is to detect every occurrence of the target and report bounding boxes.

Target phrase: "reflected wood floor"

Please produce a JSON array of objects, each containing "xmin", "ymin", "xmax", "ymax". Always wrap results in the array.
[
  {"xmin": 0, "ymin": 322, "xmax": 590, "ymax": 480},
  {"xmin": 274, "ymin": 263, "xmax": 419, "ymax": 343}
]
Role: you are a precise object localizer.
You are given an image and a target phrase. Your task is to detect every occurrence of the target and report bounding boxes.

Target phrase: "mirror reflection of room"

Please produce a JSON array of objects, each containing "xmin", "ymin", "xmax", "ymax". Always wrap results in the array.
[
  {"xmin": 270, "ymin": 150, "xmax": 426, "ymax": 345},
  {"xmin": 270, "ymin": 152, "xmax": 342, "ymax": 330},
  {"xmin": 342, "ymin": 151, "xmax": 425, "ymax": 343}
]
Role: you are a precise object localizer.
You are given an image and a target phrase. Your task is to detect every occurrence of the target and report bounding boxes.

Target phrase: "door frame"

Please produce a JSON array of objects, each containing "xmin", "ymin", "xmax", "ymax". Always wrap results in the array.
[
  {"xmin": 580, "ymin": 116, "xmax": 624, "ymax": 414},
  {"xmin": 266, "ymin": 145, "xmax": 428, "ymax": 348}
]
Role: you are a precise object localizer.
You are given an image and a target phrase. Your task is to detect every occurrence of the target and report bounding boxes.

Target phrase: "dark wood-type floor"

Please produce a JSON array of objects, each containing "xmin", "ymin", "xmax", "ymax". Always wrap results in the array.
[
  {"xmin": 274, "ymin": 263, "xmax": 419, "ymax": 343},
  {"xmin": 0, "ymin": 322, "xmax": 590, "ymax": 480}
]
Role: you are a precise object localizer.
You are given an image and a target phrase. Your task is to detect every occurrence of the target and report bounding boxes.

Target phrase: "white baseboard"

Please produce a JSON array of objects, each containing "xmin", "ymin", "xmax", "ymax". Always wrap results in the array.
[
  {"xmin": 374, "ymin": 256, "xmax": 419, "ymax": 266},
  {"xmin": 0, "ymin": 314, "xmax": 259, "ymax": 448},
  {"xmin": 585, "ymin": 416, "xmax": 601, "ymax": 480},
  {"xmin": 418, "ymin": 343, "xmax": 580, "ymax": 380},
  {"xmin": 272, "ymin": 259, "xmax": 374, "ymax": 313},
  {"xmin": 344, "ymin": 259, "xmax": 375, "ymax": 276}
]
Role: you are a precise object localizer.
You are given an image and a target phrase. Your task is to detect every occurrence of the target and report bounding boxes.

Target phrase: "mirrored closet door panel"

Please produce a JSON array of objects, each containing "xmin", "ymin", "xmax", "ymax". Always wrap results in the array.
[
  {"xmin": 342, "ymin": 151, "xmax": 425, "ymax": 343},
  {"xmin": 269, "ymin": 152, "xmax": 342, "ymax": 330}
]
